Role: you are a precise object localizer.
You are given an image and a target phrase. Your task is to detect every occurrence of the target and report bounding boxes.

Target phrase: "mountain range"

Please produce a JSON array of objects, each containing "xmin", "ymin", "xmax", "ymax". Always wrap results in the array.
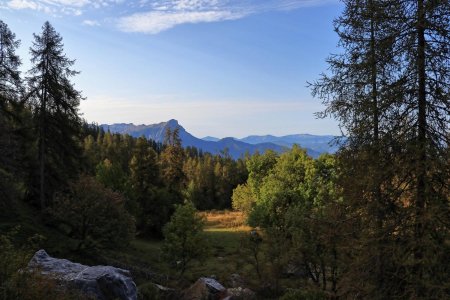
[{"xmin": 101, "ymin": 119, "xmax": 340, "ymax": 159}]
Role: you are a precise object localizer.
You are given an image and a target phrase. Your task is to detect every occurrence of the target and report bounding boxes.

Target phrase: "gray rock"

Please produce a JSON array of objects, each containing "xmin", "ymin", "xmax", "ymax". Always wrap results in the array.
[
  {"xmin": 28, "ymin": 249, "xmax": 137, "ymax": 300},
  {"xmin": 182, "ymin": 277, "xmax": 227, "ymax": 300}
]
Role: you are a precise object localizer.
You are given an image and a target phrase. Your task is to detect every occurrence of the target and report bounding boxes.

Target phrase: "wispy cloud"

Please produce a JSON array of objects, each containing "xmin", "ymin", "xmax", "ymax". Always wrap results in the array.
[
  {"xmin": 118, "ymin": 10, "xmax": 245, "ymax": 34},
  {"xmin": 117, "ymin": 0, "xmax": 334, "ymax": 34},
  {"xmin": 3, "ymin": 0, "xmax": 119, "ymax": 16},
  {"xmin": 2, "ymin": 0, "xmax": 334, "ymax": 31},
  {"xmin": 82, "ymin": 19, "xmax": 100, "ymax": 26}
]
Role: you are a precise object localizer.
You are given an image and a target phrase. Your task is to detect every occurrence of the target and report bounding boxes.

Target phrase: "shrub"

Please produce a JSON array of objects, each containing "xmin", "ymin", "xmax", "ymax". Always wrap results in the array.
[{"xmin": 51, "ymin": 175, "xmax": 135, "ymax": 251}]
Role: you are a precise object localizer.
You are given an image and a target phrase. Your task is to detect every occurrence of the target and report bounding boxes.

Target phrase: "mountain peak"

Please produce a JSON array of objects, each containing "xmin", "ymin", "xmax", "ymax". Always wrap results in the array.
[
  {"xmin": 101, "ymin": 120, "xmax": 338, "ymax": 159},
  {"xmin": 166, "ymin": 119, "xmax": 179, "ymax": 126}
]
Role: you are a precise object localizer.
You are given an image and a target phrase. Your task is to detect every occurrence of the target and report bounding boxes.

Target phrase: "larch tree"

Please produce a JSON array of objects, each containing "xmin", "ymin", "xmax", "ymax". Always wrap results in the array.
[
  {"xmin": 161, "ymin": 127, "xmax": 185, "ymax": 192},
  {"xmin": 27, "ymin": 21, "xmax": 83, "ymax": 210},
  {"xmin": 393, "ymin": 1, "xmax": 449, "ymax": 297},
  {"xmin": 311, "ymin": 0, "xmax": 449, "ymax": 298},
  {"xmin": 129, "ymin": 137, "xmax": 160, "ymax": 234}
]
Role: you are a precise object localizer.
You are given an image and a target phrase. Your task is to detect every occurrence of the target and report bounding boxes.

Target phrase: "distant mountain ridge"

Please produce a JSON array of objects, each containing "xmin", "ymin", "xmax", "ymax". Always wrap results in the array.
[
  {"xmin": 101, "ymin": 120, "xmax": 339, "ymax": 159},
  {"xmin": 238, "ymin": 134, "xmax": 339, "ymax": 154}
]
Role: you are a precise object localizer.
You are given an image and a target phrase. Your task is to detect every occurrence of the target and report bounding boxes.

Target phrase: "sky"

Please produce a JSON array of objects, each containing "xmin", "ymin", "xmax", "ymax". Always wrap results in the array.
[{"xmin": 0, "ymin": 0, "xmax": 343, "ymax": 138}]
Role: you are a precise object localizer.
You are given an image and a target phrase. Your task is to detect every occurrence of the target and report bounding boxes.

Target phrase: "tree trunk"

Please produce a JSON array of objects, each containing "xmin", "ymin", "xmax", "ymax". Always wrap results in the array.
[
  {"xmin": 414, "ymin": 0, "xmax": 427, "ymax": 297},
  {"xmin": 39, "ymin": 87, "xmax": 47, "ymax": 211}
]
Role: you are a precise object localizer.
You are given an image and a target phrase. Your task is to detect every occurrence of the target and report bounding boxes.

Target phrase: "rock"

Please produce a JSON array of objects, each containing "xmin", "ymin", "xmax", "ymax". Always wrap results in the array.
[
  {"xmin": 227, "ymin": 273, "xmax": 245, "ymax": 288},
  {"xmin": 28, "ymin": 249, "xmax": 137, "ymax": 300},
  {"xmin": 182, "ymin": 277, "xmax": 227, "ymax": 300},
  {"xmin": 224, "ymin": 287, "xmax": 256, "ymax": 300}
]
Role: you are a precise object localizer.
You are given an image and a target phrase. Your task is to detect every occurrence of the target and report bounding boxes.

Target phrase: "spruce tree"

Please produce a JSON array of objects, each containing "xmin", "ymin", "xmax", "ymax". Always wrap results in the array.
[
  {"xmin": 27, "ymin": 21, "xmax": 83, "ymax": 209},
  {"xmin": 0, "ymin": 20, "xmax": 24, "ymax": 207}
]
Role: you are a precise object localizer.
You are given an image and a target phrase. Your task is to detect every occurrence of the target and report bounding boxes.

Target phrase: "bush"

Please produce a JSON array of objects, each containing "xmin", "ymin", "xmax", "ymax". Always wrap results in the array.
[
  {"xmin": 51, "ymin": 175, "xmax": 135, "ymax": 251},
  {"xmin": 231, "ymin": 184, "xmax": 255, "ymax": 214}
]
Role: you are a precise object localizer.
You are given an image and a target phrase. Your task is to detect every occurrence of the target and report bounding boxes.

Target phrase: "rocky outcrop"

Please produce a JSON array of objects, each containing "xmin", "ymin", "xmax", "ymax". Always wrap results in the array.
[{"xmin": 28, "ymin": 249, "xmax": 137, "ymax": 300}]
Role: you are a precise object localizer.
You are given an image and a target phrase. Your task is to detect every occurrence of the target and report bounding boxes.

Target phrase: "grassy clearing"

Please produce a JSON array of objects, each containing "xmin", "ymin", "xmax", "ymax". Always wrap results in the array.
[
  {"xmin": 103, "ymin": 210, "xmax": 260, "ymax": 289},
  {"xmin": 2, "ymin": 207, "xmax": 262, "ymax": 290}
]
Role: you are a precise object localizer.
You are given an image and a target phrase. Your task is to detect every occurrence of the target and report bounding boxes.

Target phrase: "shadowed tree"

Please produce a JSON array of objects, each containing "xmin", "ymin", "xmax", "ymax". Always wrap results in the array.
[
  {"xmin": 0, "ymin": 20, "xmax": 27, "ymax": 207},
  {"xmin": 311, "ymin": 0, "xmax": 450, "ymax": 297},
  {"xmin": 26, "ymin": 21, "xmax": 83, "ymax": 209}
]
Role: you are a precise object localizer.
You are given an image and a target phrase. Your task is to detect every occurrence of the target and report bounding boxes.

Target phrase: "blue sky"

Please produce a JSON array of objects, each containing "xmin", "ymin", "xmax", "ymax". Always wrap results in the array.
[{"xmin": 1, "ymin": 0, "xmax": 342, "ymax": 138}]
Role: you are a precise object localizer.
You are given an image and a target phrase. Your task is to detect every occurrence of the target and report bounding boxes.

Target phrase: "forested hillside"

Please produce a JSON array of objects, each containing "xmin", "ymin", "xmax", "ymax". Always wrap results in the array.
[{"xmin": 1, "ymin": 0, "xmax": 449, "ymax": 299}]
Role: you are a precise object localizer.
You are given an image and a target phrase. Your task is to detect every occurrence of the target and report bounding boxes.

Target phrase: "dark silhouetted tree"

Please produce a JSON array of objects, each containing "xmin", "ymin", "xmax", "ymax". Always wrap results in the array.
[{"xmin": 27, "ymin": 21, "xmax": 83, "ymax": 209}]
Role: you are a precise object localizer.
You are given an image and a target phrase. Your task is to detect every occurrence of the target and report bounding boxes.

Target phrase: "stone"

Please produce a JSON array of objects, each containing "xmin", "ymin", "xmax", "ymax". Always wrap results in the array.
[
  {"xmin": 182, "ymin": 277, "xmax": 227, "ymax": 300},
  {"xmin": 28, "ymin": 249, "xmax": 137, "ymax": 300}
]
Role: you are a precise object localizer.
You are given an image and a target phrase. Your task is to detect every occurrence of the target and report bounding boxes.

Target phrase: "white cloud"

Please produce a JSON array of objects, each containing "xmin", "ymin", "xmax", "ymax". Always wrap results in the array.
[
  {"xmin": 118, "ymin": 0, "xmax": 334, "ymax": 34},
  {"xmin": 83, "ymin": 19, "xmax": 100, "ymax": 26},
  {"xmin": 118, "ymin": 10, "xmax": 244, "ymax": 34},
  {"xmin": 4, "ymin": 0, "xmax": 118, "ymax": 15},
  {"xmin": 3, "ymin": 0, "xmax": 335, "ymax": 32},
  {"xmin": 7, "ymin": 0, "xmax": 40, "ymax": 10}
]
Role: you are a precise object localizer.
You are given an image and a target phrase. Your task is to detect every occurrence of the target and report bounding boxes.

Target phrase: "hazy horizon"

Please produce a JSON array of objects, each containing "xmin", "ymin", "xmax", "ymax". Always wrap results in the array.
[{"xmin": 1, "ymin": 0, "xmax": 342, "ymax": 137}]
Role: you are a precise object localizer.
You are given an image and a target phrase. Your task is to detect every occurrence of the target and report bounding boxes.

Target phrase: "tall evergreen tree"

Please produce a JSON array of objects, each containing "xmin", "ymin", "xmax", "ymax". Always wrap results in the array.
[
  {"xmin": 312, "ymin": 0, "xmax": 449, "ymax": 298},
  {"xmin": 27, "ymin": 21, "xmax": 83, "ymax": 210},
  {"xmin": 0, "ymin": 20, "xmax": 24, "ymax": 207},
  {"xmin": 393, "ymin": 2, "xmax": 449, "ymax": 297},
  {"xmin": 0, "ymin": 20, "xmax": 22, "ymax": 106},
  {"xmin": 161, "ymin": 127, "xmax": 185, "ymax": 192}
]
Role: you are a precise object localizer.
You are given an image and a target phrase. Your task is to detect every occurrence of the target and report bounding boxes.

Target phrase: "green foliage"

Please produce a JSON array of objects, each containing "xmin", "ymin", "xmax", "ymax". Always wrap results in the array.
[
  {"xmin": 51, "ymin": 175, "xmax": 135, "ymax": 251},
  {"xmin": 162, "ymin": 202, "xmax": 209, "ymax": 277},
  {"xmin": 96, "ymin": 159, "xmax": 129, "ymax": 194},
  {"xmin": 238, "ymin": 148, "xmax": 345, "ymax": 293},
  {"xmin": 249, "ymin": 146, "xmax": 314, "ymax": 228},
  {"xmin": 231, "ymin": 184, "xmax": 255, "ymax": 213}
]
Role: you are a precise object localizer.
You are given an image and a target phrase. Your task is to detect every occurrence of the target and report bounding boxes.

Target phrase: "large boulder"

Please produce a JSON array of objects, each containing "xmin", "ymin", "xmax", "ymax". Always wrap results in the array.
[
  {"xmin": 28, "ymin": 249, "xmax": 137, "ymax": 300},
  {"xmin": 182, "ymin": 277, "xmax": 228, "ymax": 300}
]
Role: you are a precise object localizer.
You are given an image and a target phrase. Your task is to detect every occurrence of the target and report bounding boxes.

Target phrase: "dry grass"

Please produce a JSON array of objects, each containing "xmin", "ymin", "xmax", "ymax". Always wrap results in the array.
[{"xmin": 199, "ymin": 210, "xmax": 251, "ymax": 232}]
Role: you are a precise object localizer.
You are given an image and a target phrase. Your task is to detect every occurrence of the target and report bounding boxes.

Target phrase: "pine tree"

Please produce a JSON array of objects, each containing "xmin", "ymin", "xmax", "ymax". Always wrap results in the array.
[{"xmin": 27, "ymin": 21, "xmax": 83, "ymax": 209}]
